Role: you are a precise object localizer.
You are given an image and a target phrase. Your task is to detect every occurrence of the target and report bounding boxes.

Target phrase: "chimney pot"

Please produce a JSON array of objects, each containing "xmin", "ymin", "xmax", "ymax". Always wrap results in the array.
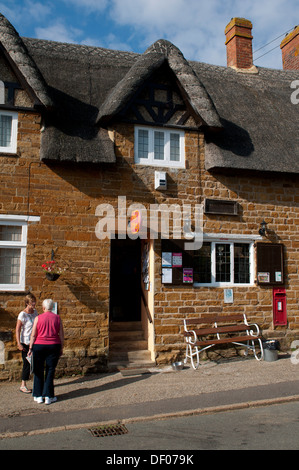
[
  {"xmin": 280, "ymin": 25, "xmax": 299, "ymax": 70},
  {"xmin": 225, "ymin": 17, "xmax": 253, "ymax": 69}
]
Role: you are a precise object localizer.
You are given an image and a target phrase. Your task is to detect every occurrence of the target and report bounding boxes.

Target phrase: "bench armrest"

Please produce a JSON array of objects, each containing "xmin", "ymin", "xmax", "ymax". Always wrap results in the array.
[
  {"xmin": 185, "ymin": 329, "xmax": 198, "ymax": 344},
  {"xmin": 246, "ymin": 322, "xmax": 260, "ymax": 336}
]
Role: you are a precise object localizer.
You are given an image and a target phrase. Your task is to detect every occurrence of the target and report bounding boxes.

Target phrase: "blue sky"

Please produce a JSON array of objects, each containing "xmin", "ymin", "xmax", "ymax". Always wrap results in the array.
[{"xmin": 1, "ymin": 0, "xmax": 297, "ymax": 69}]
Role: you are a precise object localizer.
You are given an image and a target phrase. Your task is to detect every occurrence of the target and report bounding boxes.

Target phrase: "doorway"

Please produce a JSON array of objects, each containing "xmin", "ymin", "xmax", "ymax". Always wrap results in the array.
[{"xmin": 110, "ymin": 238, "xmax": 141, "ymax": 322}]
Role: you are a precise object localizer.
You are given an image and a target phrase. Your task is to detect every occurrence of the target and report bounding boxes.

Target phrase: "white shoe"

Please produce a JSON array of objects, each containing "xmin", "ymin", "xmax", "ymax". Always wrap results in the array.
[
  {"xmin": 34, "ymin": 397, "xmax": 43, "ymax": 404},
  {"xmin": 45, "ymin": 397, "xmax": 57, "ymax": 405}
]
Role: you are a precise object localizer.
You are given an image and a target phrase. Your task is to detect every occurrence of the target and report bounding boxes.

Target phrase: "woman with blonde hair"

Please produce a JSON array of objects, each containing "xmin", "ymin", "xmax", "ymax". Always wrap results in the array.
[{"xmin": 16, "ymin": 293, "xmax": 38, "ymax": 393}]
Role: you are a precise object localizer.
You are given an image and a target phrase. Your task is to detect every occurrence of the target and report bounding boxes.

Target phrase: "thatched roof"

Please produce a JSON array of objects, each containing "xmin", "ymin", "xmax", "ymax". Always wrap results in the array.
[
  {"xmin": 195, "ymin": 63, "xmax": 299, "ymax": 174},
  {"xmin": 0, "ymin": 13, "xmax": 53, "ymax": 108},
  {"xmin": 22, "ymin": 37, "xmax": 138, "ymax": 163},
  {"xmin": 97, "ymin": 39, "xmax": 222, "ymax": 129},
  {"xmin": 0, "ymin": 14, "xmax": 298, "ymax": 171}
]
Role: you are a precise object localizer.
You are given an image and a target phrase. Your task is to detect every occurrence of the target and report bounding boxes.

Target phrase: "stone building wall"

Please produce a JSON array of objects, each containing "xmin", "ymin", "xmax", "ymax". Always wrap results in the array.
[{"xmin": 1, "ymin": 116, "xmax": 299, "ymax": 379}]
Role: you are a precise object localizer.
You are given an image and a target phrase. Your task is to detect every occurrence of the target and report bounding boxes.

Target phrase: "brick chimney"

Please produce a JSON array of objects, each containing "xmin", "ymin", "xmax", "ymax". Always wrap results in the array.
[
  {"xmin": 225, "ymin": 17, "xmax": 253, "ymax": 69},
  {"xmin": 280, "ymin": 26, "xmax": 299, "ymax": 70}
]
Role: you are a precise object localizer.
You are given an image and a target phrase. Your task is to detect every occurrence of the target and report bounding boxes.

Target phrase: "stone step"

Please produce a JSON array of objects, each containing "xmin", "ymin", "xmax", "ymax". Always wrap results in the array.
[
  {"xmin": 110, "ymin": 340, "xmax": 148, "ymax": 351},
  {"xmin": 109, "ymin": 321, "xmax": 143, "ymax": 331},
  {"xmin": 108, "ymin": 321, "xmax": 155, "ymax": 369},
  {"xmin": 109, "ymin": 349, "xmax": 152, "ymax": 361},
  {"xmin": 110, "ymin": 330, "xmax": 145, "ymax": 341}
]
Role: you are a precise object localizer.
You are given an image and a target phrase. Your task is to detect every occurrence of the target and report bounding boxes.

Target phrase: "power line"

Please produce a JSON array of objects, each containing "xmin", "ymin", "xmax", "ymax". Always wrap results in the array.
[
  {"xmin": 254, "ymin": 44, "xmax": 281, "ymax": 61},
  {"xmin": 253, "ymin": 27, "xmax": 296, "ymax": 62},
  {"xmin": 253, "ymin": 27, "xmax": 295, "ymax": 54}
]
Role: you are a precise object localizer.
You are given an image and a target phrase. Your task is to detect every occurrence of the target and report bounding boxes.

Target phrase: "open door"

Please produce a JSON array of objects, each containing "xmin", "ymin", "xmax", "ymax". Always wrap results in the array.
[{"xmin": 110, "ymin": 238, "xmax": 141, "ymax": 322}]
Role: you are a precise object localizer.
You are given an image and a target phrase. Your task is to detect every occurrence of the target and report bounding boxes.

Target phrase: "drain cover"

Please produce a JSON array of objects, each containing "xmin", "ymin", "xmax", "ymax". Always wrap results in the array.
[{"xmin": 89, "ymin": 424, "xmax": 128, "ymax": 437}]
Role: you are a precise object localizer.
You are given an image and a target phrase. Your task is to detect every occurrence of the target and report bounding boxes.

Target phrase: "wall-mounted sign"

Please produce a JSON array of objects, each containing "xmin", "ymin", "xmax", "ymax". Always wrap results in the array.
[
  {"xmin": 224, "ymin": 289, "xmax": 234, "ymax": 303},
  {"xmin": 256, "ymin": 243, "xmax": 284, "ymax": 285}
]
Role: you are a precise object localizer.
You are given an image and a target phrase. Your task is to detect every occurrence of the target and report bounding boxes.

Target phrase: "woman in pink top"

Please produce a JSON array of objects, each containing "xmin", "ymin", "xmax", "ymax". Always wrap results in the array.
[{"xmin": 29, "ymin": 299, "xmax": 64, "ymax": 405}]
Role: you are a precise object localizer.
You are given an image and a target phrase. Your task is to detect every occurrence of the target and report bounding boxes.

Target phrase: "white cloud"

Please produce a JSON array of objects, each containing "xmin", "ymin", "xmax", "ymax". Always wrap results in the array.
[
  {"xmin": 107, "ymin": 0, "xmax": 297, "ymax": 67},
  {"xmin": 2, "ymin": 0, "xmax": 297, "ymax": 68},
  {"xmin": 35, "ymin": 21, "xmax": 82, "ymax": 44},
  {"xmin": 61, "ymin": 0, "xmax": 108, "ymax": 13}
]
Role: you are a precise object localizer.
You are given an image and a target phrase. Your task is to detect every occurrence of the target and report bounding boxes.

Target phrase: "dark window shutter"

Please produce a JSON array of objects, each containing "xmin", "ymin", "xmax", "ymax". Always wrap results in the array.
[
  {"xmin": 204, "ymin": 199, "xmax": 238, "ymax": 215},
  {"xmin": 256, "ymin": 243, "xmax": 284, "ymax": 285}
]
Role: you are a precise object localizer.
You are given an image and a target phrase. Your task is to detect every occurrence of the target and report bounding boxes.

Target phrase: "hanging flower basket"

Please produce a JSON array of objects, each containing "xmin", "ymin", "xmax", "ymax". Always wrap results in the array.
[
  {"xmin": 46, "ymin": 272, "xmax": 60, "ymax": 281},
  {"xmin": 42, "ymin": 260, "xmax": 63, "ymax": 281}
]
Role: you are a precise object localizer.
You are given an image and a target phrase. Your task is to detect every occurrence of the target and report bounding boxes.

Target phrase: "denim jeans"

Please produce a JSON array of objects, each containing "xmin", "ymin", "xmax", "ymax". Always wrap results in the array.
[{"xmin": 32, "ymin": 344, "xmax": 61, "ymax": 398}]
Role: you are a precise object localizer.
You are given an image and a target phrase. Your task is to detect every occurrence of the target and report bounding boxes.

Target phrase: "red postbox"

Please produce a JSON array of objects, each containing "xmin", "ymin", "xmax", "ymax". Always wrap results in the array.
[{"xmin": 273, "ymin": 288, "xmax": 287, "ymax": 326}]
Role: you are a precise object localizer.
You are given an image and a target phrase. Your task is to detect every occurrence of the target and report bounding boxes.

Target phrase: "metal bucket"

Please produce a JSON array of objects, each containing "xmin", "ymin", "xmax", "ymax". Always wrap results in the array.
[
  {"xmin": 172, "ymin": 361, "xmax": 184, "ymax": 371},
  {"xmin": 264, "ymin": 348, "xmax": 278, "ymax": 362}
]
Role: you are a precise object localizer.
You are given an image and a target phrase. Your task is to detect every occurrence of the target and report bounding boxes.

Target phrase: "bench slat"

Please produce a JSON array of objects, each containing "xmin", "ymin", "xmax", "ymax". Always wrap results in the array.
[
  {"xmin": 195, "ymin": 335, "xmax": 261, "ymax": 347},
  {"xmin": 184, "ymin": 324, "xmax": 250, "ymax": 337},
  {"xmin": 184, "ymin": 315, "xmax": 244, "ymax": 325}
]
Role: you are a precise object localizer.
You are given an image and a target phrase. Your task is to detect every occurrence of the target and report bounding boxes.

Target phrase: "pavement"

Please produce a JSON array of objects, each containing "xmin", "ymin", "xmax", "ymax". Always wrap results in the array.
[{"xmin": 0, "ymin": 352, "xmax": 299, "ymax": 439}]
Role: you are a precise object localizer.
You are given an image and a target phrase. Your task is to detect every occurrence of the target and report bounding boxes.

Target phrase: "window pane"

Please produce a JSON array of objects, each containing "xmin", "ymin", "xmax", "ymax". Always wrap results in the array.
[
  {"xmin": 154, "ymin": 131, "xmax": 164, "ymax": 160},
  {"xmin": 138, "ymin": 129, "xmax": 149, "ymax": 159},
  {"xmin": 195, "ymin": 242, "xmax": 211, "ymax": 283},
  {"xmin": 216, "ymin": 244, "xmax": 231, "ymax": 282},
  {"xmin": 170, "ymin": 133, "xmax": 180, "ymax": 161},
  {"xmin": 0, "ymin": 248, "xmax": 21, "ymax": 284},
  {"xmin": 0, "ymin": 225, "xmax": 22, "ymax": 242},
  {"xmin": 234, "ymin": 243, "xmax": 250, "ymax": 283},
  {"xmin": 0, "ymin": 115, "xmax": 12, "ymax": 147}
]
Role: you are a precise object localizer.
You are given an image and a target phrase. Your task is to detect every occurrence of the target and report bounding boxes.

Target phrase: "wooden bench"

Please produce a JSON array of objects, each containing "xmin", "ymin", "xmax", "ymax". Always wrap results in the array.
[{"xmin": 184, "ymin": 314, "xmax": 264, "ymax": 369}]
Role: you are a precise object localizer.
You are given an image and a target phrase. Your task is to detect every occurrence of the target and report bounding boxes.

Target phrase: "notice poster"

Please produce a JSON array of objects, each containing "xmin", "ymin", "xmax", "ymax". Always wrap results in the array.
[
  {"xmin": 162, "ymin": 268, "xmax": 172, "ymax": 284},
  {"xmin": 224, "ymin": 289, "xmax": 233, "ymax": 303},
  {"xmin": 258, "ymin": 272, "xmax": 270, "ymax": 283},
  {"xmin": 183, "ymin": 268, "xmax": 193, "ymax": 283},
  {"xmin": 172, "ymin": 253, "xmax": 182, "ymax": 267},
  {"xmin": 162, "ymin": 252, "xmax": 172, "ymax": 267}
]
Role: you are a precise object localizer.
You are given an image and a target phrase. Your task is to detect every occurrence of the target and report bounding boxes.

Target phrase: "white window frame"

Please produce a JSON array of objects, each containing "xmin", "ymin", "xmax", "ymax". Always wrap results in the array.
[
  {"xmin": 0, "ymin": 215, "xmax": 40, "ymax": 292},
  {"xmin": 194, "ymin": 234, "xmax": 256, "ymax": 287},
  {"xmin": 134, "ymin": 126, "xmax": 185, "ymax": 168},
  {"xmin": 0, "ymin": 110, "xmax": 18, "ymax": 154}
]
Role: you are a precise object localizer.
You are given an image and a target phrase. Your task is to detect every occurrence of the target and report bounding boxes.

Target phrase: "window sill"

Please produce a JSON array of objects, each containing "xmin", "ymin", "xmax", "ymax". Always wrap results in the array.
[
  {"xmin": 0, "ymin": 152, "xmax": 19, "ymax": 158},
  {"xmin": 135, "ymin": 161, "xmax": 185, "ymax": 169},
  {"xmin": 0, "ymin": 289, "xmax": 27, "ymax": 293},
  {"xmin": 193, "ymin": 283, "xmax": 254, "ymax": 288}
]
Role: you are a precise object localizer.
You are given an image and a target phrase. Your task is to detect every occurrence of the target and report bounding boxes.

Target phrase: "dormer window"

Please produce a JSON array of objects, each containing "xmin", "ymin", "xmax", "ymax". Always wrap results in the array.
[
  {"xmin": 0, "ymin": 111, "xmax": 18, "ymax": 154},
  {"xmin": 134, "ymin": 126, "xmax": 185, "ymax": 168}
]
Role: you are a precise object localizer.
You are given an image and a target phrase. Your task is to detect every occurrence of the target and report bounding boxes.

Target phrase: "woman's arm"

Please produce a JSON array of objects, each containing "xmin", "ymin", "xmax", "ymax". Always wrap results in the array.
[
  {"xmin": 16, "ymin": 319, "xmax": 24, "ymax": 351},
  {"xmin": 28, "ymin": 317, "xmax": 38, "ymax": 355}
]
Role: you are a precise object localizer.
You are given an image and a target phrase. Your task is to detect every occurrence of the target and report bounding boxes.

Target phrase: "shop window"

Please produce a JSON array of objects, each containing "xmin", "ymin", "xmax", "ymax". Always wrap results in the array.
[
  {"xmin": 134, "ymin": 126, "xmax": 185, "ymax": 168},
  {"xmin": 161, "ymin": 238, "xmax": 253, "ymax": 287},
  {"xmin": 193, "ymin": 241, "xmax": 253, "ymax": 286}
]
